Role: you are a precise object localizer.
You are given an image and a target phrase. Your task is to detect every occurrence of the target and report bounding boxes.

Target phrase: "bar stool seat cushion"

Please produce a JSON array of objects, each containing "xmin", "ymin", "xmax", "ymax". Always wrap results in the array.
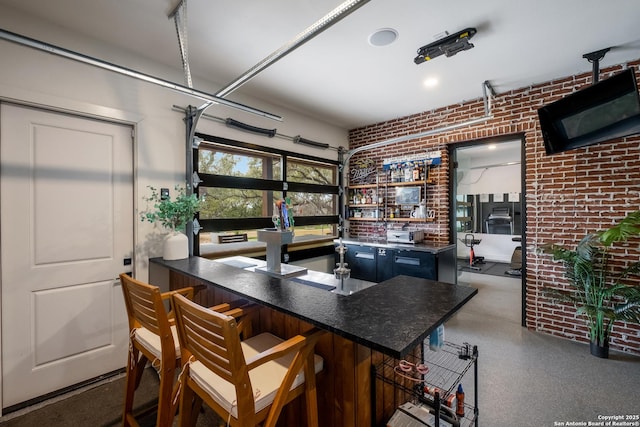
[
  {"xmin": 189, "ymin": 332, "xmax": 324, "ymax": 418},
  {"xmin": 135, "ymin": 325, "xmax": 180, "ymax": 360}
]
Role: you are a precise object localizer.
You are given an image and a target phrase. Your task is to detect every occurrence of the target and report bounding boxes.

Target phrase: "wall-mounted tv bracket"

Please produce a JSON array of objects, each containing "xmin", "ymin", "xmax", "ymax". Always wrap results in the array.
[{"xmin": 583, "ymin": 48, "xmax": 610, "ymax": 84}]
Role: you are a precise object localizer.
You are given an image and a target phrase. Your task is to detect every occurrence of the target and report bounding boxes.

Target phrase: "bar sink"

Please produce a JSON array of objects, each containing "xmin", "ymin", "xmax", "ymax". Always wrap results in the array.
[{"xmin": 288, "ymin": 270, "xmax": 377, "ymax": 295}]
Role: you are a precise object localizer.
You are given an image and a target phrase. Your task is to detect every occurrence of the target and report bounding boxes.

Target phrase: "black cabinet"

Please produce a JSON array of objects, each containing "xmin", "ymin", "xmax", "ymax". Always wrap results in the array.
[
  {"xmin": 341, "ymin": 244, "xmax": 377, "ymax": 282},
  {"xmin": 376, "ymin": 248, "xmax": 395, "ymax": 282},
  {"xmin": 335, "ymin": 242, "xmax": 456, "ymax": 284},
  {"xmin": 392, "ymin": 249, "xmax": 436, "ymax": 280},
  {"xmin": 337, "ymin": 244, "xmax": 395, "ymax": 282}
]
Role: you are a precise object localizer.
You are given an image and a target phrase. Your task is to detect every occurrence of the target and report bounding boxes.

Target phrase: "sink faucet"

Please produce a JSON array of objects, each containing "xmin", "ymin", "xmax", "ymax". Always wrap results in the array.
[
  {"xmin": 334, "ymin": 238, "xmax": 351, "ymax": 284},
  {"xmin": 333, "ymin": 239, "xmax": 352, "ymax": 295}
]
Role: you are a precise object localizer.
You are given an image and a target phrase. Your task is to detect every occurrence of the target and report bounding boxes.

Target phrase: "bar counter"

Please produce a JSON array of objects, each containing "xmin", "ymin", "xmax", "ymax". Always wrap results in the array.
[
  {"xmin": 150, "ymin": 256, "xmax": 475, "ymax": 358},
  {"xmin": 149, "ymin": 256, "xmax": 477, "ymax": 426}
]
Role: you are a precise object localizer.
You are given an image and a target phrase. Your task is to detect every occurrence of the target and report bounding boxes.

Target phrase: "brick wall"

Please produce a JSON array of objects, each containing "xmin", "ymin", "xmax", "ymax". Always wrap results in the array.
[{"xmin": 347, "ymin": 60, "xmax": 640, "ymax": 355}]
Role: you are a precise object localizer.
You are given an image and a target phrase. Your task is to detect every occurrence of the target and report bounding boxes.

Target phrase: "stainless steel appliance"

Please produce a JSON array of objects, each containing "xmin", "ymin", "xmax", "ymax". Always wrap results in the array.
[{"xmin": 386, "ymin": 229, "xmax": 424, "ymax": 244}]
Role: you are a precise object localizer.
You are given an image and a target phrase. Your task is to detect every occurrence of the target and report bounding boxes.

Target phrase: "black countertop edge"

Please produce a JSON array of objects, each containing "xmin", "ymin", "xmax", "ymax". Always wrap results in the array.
[
  {"xmin": 334, "ymin": 238, "xmax": 456, "ymax": 254},
  {"xmin": 150, "ymin": 256, "xmax": 477, "ymax": 358}
]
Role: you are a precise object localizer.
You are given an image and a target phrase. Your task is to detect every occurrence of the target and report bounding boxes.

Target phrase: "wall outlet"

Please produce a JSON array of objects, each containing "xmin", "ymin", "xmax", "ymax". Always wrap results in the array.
[{"xmin": 160, "ymin": 188, "xmax": 169, "ymax": 200}]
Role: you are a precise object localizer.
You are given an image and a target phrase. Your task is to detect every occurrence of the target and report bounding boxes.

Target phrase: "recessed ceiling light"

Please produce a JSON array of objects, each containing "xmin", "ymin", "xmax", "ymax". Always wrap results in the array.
[
  {"xmin": 423, "ymin": 77, "xmax": 439, "ymax": 88},
  {"xmin": 368, "ymin": 28, "xmax": 398, "ymax": 47},
  {"xmin": 488, "ymin": 144, "xmax": 497, "ymax": 150}
]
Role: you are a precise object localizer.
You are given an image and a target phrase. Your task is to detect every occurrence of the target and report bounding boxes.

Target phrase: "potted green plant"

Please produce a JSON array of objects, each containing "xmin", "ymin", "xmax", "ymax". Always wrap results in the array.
[
  {"xmin": 540, "ymin": 210, "xmax": 640, "ymax": 358},
  {"xmin": 140, "ymin": 184, "xmax": 202, "ymax": 260}
]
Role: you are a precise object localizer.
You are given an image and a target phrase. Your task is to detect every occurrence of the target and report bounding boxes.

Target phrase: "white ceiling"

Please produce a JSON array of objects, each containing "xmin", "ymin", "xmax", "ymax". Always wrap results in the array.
[{"xmin": 2, "ymin": 0, "xmax": 640, "ymax": 130}]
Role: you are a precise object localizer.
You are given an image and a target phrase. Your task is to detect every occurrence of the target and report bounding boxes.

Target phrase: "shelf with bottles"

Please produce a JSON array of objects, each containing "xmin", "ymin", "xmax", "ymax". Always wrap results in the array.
[
  {"xmin": 347, "ymin": 186, "xmax": 383, "ymax": 207},
  {"xmin": 347, "ymin": 207, "xmax": 384, "ymax": 221},
  {"xmin": 386, "ymin": 204, "xmax": 435, "ymax": 222},
  {"xmin": 386, "ymin": 159, "xmax": 430, "ymax": 185},
  {"xmin": 347, "ymin": 181, "xmax": 385, "ymax": 222},
  {"xmin": 374, "ymin": 341, "xmax": 478, "ymax": 427}
]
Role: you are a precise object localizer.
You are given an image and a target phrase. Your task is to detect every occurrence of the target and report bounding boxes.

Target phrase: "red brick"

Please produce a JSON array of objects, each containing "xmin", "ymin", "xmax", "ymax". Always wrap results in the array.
[{"xmin": 347, "ymin": 60, "xmax": 640, "ymax": 356}]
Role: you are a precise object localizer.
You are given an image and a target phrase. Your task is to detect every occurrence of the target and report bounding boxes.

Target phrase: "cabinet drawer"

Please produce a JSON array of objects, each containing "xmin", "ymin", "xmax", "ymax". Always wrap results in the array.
[
  {"xmin": 392, "ymin": 250, "xmax": 436, "ymax": 280},
  {"xmin": 376, "ymin": 248, "xmax": 395, "ymax": 282},
  {"xmin": 336, "ymin": 244, "xmax": 377, "ymax": 282}
]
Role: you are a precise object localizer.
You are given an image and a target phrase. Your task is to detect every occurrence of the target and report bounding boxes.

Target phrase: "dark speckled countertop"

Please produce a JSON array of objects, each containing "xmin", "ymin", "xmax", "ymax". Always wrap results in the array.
[{"xmin": 150, "ymin": 256, "xmax": 476, "ymax": 358}]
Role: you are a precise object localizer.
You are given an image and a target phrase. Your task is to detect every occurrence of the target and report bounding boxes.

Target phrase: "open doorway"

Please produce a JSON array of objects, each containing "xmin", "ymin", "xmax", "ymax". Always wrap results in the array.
[{"xmin": 450, "ymin": 135, "xmax": 526, "ymax": 325}]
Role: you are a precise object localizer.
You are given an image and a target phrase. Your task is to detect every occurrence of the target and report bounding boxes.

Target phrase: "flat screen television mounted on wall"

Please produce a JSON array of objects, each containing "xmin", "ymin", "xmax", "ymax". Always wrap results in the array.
[{"xmin": 538, "ymin": 68, "xmax": 640, "ymax": 155}]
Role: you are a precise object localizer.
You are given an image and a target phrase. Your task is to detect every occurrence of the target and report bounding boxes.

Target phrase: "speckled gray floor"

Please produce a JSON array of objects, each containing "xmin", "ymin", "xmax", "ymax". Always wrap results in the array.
[
  {"xmin": 446, "ymin": 271, "xmax": 640, "ymax": 427},
  {"xmin": 0, "ymin": 367, "xmax": 223, "ymax": 427},
  {"xmin": 1, "ymin": 271, "xmax": 638, "ymax": 427}
]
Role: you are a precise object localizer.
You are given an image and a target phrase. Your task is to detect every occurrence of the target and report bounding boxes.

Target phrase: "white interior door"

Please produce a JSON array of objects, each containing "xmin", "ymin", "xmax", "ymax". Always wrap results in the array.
[{"xmin": 1, "ymin": 103, "xmax": 133, "ymax": 408}]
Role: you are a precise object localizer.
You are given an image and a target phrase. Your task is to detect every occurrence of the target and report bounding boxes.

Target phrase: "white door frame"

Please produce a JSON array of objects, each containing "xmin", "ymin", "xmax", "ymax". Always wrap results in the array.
[{"xmin": 0, "ymin": 91, "xmax": 141, "ymax": 416}]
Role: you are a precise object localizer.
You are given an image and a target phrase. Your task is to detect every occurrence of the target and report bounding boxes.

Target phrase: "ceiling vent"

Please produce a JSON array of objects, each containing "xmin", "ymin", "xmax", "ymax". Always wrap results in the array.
[{"xmin": 414, "ymin": 28, "xmax": 477, "ymax": 64}]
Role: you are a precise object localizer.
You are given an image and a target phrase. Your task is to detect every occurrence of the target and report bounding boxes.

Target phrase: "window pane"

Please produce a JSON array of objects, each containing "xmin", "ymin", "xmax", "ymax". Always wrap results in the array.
[
  {"xmin": 200, "ymin": 229, "xmax": 259, "ymax": 244},
  {"xmin": 199, "ymin": 144, "xmax": 281, "ymax": 179},
  {"xmin": 195, "ymin": 141, "xmax": 338, "ymax": 246},
  {"xmin": 287, "ymin": 158, "xmax": 336, "ymax": 185},
  {"xmin": 294, "ymin": 224, "xmax": 337, "ymax": 239},
  {"xmin": 199, "ymin": 188, "xmax": 283, "ymax": 219},
  {"xmin": 288, "ymin": 192, "xmax": 336, "ymax": 217}
]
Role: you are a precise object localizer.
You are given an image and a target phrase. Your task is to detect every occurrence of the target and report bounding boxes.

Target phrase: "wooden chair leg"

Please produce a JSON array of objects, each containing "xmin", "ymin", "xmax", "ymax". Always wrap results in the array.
[
  {"xmin": 133, "ymin": 353, "xmax": 147, "ymax": 389},
  {"xmin": 156, "ymin": 358, "xmax": 177, "ymax": 426},
  {"xmin": 178, "ymin": 376, "xmax": 199, "ymax": 427},
  {"xmin": 304, "ymin": 352, "xmax": 320, "ymax": 427},
  {"xmin": 123, "ymin": 348, "xmax": 142, "ymax": 427}
]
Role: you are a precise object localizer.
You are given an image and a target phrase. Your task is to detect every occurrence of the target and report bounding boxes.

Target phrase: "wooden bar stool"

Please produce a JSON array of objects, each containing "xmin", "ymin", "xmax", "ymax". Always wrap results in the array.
[
  {"xmin": 119, "ymin": 273, "xmax": 257, "ymax": 427},
  {"xmin": 171, "ymin": 293, "xmax": 325, "ymax": 427}
]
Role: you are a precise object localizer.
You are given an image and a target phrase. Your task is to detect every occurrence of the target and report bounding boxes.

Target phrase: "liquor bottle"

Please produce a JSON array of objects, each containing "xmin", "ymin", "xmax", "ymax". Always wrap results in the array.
[
  {"xmin": 413, "ymin": 165, "xmax": 420, "ymax": 181},
  {"xmin": 404, "ymin": 166, "xmax": 412, "ymax": 182},
  {"xmin": 456, "ymin": 384, "xmax": 465, "ymax": 417}
]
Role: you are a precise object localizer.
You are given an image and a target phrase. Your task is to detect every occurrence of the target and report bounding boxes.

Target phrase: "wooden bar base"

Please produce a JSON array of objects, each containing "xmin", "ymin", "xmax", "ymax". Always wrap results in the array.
[{"xmin": 168, "ymin": 270, "xmax": 417, "ymax": 427}]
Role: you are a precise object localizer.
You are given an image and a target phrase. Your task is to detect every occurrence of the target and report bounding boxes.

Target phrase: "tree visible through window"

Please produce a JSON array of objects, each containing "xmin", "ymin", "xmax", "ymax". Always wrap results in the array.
[
  {"xmin": 287, "ymin": 158, "xmax": 337, "ymax": 218},
  {"xmin": 198, "ymin": 147, "xmax": 281, "ymax": 219},
  {"xmin": 194, "ymin": 139, "xmax": 339, "ymax": 245}
]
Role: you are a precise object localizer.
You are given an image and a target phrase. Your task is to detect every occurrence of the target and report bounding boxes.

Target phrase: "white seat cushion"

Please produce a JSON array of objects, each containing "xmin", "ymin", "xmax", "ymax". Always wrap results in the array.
[
  {"xmin": 188, "ymin": 332, "xmax": 324, "ymax": 419},
  {"xmin": 134, "ymin": 325, "xmax": 180, "ymax": 360}
]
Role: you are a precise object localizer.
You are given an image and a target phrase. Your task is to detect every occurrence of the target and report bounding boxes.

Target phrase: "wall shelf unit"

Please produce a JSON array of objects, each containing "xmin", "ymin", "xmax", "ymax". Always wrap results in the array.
[
  {"xmin": 346, "ymin": 160, "xmax": 437, "ymax": 223},
  {"xmin": 386, "ymin": 217, "xmax": 435, "ymax": 223},
  {"xmin": 347, "ymin": 180, "xmax": 383, "ymax": 221}
]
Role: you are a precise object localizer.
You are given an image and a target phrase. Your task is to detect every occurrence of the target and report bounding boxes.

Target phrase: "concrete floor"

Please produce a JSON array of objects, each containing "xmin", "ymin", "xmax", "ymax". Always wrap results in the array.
[{"xmin": 446, "ymin": 271, "xmax": 640, "ymax": 427}]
